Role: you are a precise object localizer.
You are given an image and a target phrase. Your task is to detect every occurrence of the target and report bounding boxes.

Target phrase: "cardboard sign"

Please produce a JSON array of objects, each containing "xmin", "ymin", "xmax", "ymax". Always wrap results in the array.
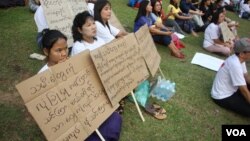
[
  {"xmin": 90, "ymin": 33, "xmax": 149, "ymax": 106},
  {"xmin": 219, "ymin": 22, "xmax": 235, "ymax": 42},
  {"xmin": 40, "ymin": 0, "xmax": 88, "ymax": 47},
  {"xmin": 135, "ymin": 24, "xmax": 161, "ymax": 76},
  {"xmin": 109, "ymin": 10, "xmax": 126, "ymax": 32},
  {"xmin": 16, "ymin": 51, "xmax": 118, "ymax": 141}
]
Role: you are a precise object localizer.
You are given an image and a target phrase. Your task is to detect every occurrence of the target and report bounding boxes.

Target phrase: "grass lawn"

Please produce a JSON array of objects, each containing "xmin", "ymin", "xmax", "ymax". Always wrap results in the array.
[{"xmin": 0, "ymin": 0, "xmax": 249, "ymax": 141}]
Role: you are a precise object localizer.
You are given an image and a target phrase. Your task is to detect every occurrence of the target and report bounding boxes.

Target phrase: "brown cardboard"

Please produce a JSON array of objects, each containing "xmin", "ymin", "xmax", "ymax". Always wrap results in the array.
[
  {"xmin": 16, "ymin": 51, "xmax": 117, "ymax": 141},
  {"xmin": 219, "ymin": 22, "xmax": 235, "ymax": 42},
  {"xmin": 15, "ymin": 70, "xmax": 56, "ymax": 103},
  {"xmin": 40, "ymin": 0, "xmax": 88, "ymax": 47},
  {"xmin": 90, "ymin": 33, "xmax": 149, "ymax": 106},
  {"xmin": 135, "ymin": 24, "xmax": 161, "ymax": 76}
]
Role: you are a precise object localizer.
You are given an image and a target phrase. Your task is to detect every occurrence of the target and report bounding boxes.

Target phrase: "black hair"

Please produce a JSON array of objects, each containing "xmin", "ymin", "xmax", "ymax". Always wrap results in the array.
[
  {"xmin": 211, "ymin": 8, "xmax": 224, "ymax": 24},
  {"xmin": 151, "ymin": 0, "xmax": 162, "ymax": 17},
  {"xmin": 200, "ymin": 0, "xmax": 210, "ymax": 8},
  {"xmin": 170, "ymin": 0, "xmax": 178, "ymax": 8},
  {"xmin": 72, "ymin": 11, "xmax": 95, "ymax": 42},
  {"xmin": 41, "ymin": 29, "xmax": 67, "ymax": 51},
  {"xmin": 94, "ymin": 0, "xmax": 111, "ymax": 26},
  {"xmin": 244, "ymin": 0, "xmax": 249, "ymax": 4},
  {"xmin": 134, "ymin": 0, "xmax": 150, "ymax": 22}
]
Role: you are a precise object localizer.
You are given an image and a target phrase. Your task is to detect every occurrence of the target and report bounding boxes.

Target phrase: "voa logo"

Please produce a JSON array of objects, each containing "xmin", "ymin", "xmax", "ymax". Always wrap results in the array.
[{"xmin": 226, "ymin": 129, "xmax": 246, "ymax": 136}]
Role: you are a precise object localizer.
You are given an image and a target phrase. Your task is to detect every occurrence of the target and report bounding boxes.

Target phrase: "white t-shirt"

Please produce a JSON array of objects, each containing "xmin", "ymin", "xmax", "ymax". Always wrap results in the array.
[
  {"xmin": 34, "ymin": 6, "xmax": 48, "ymax": 32},
  {"xmin": 87, "ymin": 3, "xmax": 95, "ymax": 16},
  {"xmin": 203, "ymin": 23, "xmax": 220, "ymax": 48},
  {"xmin": 71, "ymin": 37, "xmax": 105, "ymax": 56},
  {"xmin": 211, "ymin": 54, "xmax": 247, "ymax": 99},
  {"xmin": 95, "ymin": 21, "xmax": 120, "ymax": 43},
  {"xmin": 239, "ymin": 1, "xmax": 250, "ymax": 17},
  {"xmin": 38, "ymin": 64, "xmax": 49, "ymax": 74}
]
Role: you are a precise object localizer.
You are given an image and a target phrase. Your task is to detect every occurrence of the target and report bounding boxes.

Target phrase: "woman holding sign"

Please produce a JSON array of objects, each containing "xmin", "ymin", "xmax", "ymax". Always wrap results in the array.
[
  {"xmin": 134, "ymin": 0, "xmax": 185, "ymax": 59},
  {"xmin": 40, "ymin": 29, "xmax": 122, "ymax": 141},
  {"xmin": 94, "ymin": 0, "xmax": 127, "ymax": 43},
  {"xmin": 203, "ymin": 9, "xmax": 233, "ymax": 56}
]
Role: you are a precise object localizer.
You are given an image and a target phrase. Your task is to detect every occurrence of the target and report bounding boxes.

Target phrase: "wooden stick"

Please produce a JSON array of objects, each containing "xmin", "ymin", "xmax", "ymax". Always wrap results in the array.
[
  {"xmin": 131, "ymin": 91, "xmax": 145, "ymax": 122},
  {"xmin": 159, "ymin": 67, "xmax": 166, "ymax": 80},
  {"xmin": 95, "ymin": 129, "xmax": 105, "ymax": 141}
]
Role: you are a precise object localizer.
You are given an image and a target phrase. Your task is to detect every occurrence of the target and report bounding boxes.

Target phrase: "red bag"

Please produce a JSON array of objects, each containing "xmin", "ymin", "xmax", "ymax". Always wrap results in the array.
[{"xmin": 171, "ymin": 33, "xmax": 185, "ymax": 50}]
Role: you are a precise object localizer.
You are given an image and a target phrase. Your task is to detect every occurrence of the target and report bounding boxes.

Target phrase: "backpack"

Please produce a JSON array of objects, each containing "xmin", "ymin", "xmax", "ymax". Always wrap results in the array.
[{"xmin": 128, "ymin": 0, "xmax": 138, "ymax": 7}]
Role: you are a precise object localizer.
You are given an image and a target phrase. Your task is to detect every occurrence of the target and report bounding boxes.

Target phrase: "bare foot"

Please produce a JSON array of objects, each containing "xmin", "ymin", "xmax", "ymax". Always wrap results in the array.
[{"xmin": 191, "ymin": 31, "xmax": 199, "ymax": 37}]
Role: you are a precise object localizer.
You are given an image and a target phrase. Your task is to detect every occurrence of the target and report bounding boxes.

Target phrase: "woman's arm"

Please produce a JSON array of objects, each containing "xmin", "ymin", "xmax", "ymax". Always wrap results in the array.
[
  {"xmin": 149, "ymin": 25, "xmax": 172, "ymax": 36},
  {"xmin": 174, "ymin": 13, "xmax": 193, "ymax": 20}
]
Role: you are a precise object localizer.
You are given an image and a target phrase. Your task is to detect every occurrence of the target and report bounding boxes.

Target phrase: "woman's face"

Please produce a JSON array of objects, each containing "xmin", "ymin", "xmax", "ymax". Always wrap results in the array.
[
  {"xmin": 146, "ymin": 2, "xmax": 152, "ymax": 13},
  {"xmin": 45, "ymin": 38, "xmax": 68, "ymax": 65},
  {"xmin": 205, "ymin": 0, "xmax": 211, "ymax": 6},
  {"xmin": 80, "ymin": 17, "xmax": 96, "ymax": 39},
  {"xmin": 218, "ymin": 12, "xmax": 225, "ymax": 23},
  {"xmin": 154, "ymin": 1, "xmax": 161, "ymax": 12},
  {"xmin": 173, "ymin": 0, "xmax": 179, "ymax": 4},
  {"xmin": 101, "ymin": 4, "xmax": 111, "ymax": 22}
]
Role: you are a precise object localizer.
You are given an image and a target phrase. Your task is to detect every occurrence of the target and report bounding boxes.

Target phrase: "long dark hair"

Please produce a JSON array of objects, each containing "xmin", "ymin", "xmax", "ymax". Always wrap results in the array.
[
  {"xmin": 151, "ymin": 0, "xmax": 162, "ymax": 16},
  {"xmin": 42, "ymin": 29, "xmax": 67, "ymax": 52},
  {"xmin": 134, "ymin": 0, "xmax": 150, "ymax": 22},
  {"xmin": 94, "ymin": 0, "xmax": 111, "ymax": 26},
  {"xmin": 211, "ymin": 8, "xmax": 224, "ymax": 24},
  {"xmin": 72, "ymin": 11, "xmax": 94, "ymax": 42},
  {"xmin": 170, "ymin": 0, "xmax": 178, "ymax": 8}
]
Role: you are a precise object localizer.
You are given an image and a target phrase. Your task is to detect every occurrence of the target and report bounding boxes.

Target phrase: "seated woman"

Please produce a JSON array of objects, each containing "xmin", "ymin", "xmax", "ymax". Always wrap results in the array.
[
  {"xmin": 94, "ymin": 0, "xmax": 127, "ymax": 43},
  {"xmin": 151, "ymin": 0, "xmax": 186, "ymax": 49},
  {"xmin": 199, "ymin": 0, "xmax": 214, "ymax": 26},
  {"xmin": 134, "ymin": 0, "xmax": 185, "ymax": 59},
  {"xmin": 39, "ymin": 29, "xmax": 122, "ymax": 141},
  {"xmin": 180, "ymin": 0, "xmax": 205, "ymax": 31},
  {"xmin": 167, "ymin": 0, "xmax": 198, "ymax": 37},
  {"xmin": 34, "ymin": 5, "xmax": 49, "ymax": 49},
  {"xmin": 239, "ymin": 0, "xmax": 250, "ymax": 19},
  {"xmin": 203, "ymin": 9, "xmax": 233, "ymax": 56},
  {"xmin": 71, "ymin": 11, "xmax": 105, "ymax": 56}
]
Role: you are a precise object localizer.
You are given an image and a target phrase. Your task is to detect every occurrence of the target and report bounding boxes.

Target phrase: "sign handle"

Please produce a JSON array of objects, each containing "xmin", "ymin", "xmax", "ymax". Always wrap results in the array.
[
  {"xmin": 95, "ymin": 129, "xmax": 105, "ymax": 141},
  {"xmin": 131, "ymin": 91, "xmax": 145, "ymax": 122},
  {"xmin": 159, "ymin": 67, "xmax": 166, "ymax": 80}
]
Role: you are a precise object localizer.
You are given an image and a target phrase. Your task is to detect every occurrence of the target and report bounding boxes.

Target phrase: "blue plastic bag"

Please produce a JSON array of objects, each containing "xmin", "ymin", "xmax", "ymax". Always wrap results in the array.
[
  {"xmin": 151, "ymin": 76, "xmax": 176, "ymax": 102},
  {"xmin": 129, "ymin": 80, "xmax": 150, "ymax": 108}
]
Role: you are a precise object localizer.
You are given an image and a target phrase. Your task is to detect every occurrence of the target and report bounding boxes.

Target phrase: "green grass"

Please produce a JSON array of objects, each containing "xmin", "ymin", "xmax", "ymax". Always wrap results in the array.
[{"xmin": 0, "ymin": 1, "xmax": 249, "ymax": 141}]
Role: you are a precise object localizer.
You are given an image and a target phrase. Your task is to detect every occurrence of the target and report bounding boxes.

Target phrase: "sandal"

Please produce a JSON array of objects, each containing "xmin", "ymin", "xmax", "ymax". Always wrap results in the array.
[
  {"xmin": 116, "ymin": 99, "xmax": 126, "ymax": 114},
  {"xmin": 145, "ymin": 104, "xmax": 166, "ymax": 120},
  {"xmin": 152, "ymin": 103, "xmax": 166, "ymax": 114}
]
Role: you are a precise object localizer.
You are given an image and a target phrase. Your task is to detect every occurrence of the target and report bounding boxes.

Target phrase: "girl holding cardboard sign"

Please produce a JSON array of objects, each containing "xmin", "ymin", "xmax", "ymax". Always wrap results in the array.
[{"xmin": 40, "ymin": 29, "xmax": 122, "ymax": 141}]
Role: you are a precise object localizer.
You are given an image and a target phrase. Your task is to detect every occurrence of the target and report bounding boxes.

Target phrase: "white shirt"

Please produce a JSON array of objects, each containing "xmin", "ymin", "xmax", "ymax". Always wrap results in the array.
[
  {"xmin": 34, "ymin": 6, "xmax": 49, "ymax": 32},
  {"xmin": 87, "ymin": 3, "xmax": 95, "ymax": 16},
  {"xmin": 38, "ymin": 64, "xmax": 49, "ymax": 73},
  {"xmin": 95, "ymin": 21, "xmax": 120, "ymax": 43},
  {"xmin": 203, "ymin": 23, "xmax": 220, "ymax": 48},
  {"xmin": 211, "ymin": 55, "xmax": 247, "ymax": 99},
  {"xmin": 71, "ymin": 37, "xmax": 105, "ymax": 56},
  {"xmin": 239, "ymin": 1, "xmax": 250, "ymax": 17},
  {"xmin": 222, "ymin": 0, "xmax": 231, "ymax": 6}
]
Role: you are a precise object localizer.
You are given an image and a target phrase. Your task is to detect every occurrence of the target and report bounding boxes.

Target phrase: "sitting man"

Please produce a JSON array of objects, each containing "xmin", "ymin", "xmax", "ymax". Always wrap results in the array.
[{"xmin": 211, "ymin": 38, "xmax": 250, "ymax": 117}]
